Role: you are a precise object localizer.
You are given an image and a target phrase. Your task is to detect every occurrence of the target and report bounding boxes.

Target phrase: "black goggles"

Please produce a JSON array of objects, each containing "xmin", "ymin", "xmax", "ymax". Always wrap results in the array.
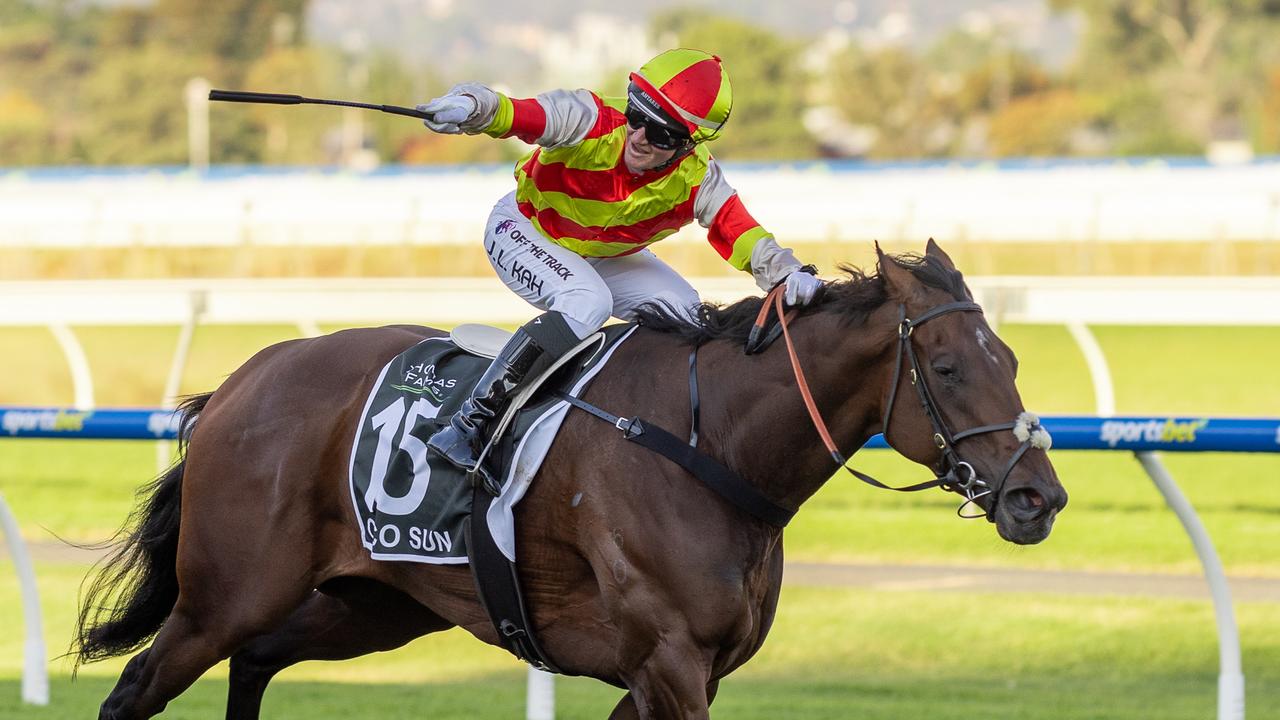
[{"xmin": 624, "ymin": 105, "xmax": 691, "ymax": 151}]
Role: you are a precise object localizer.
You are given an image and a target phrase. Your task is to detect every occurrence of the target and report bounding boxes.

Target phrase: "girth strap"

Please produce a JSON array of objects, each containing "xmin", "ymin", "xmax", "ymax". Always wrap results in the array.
[
  {"xmin": 465, "ymin": 486, "xmax": 562, "ymax": 673},
  {"xmin": 554, "ymin": 391, "xmax": 795, "ymax": 528}
]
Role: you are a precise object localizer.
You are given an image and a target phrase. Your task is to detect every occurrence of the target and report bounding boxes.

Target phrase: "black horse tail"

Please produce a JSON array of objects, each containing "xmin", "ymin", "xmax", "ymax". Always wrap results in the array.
[{"xmin": 73, "ymin": 392, "xmax": 212, "ymax": 669}]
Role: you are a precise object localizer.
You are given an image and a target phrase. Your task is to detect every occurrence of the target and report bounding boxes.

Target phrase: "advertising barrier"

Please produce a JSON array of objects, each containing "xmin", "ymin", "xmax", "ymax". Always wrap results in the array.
[{"xmin": 6, "ymin": 406, "xmax": 1278, "ymax": 451}]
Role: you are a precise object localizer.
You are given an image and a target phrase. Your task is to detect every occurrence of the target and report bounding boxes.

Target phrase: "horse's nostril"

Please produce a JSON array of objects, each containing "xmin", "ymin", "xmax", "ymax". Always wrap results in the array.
[{"xmin": 1006, "ymin": 488, "xmax": 1047, "ymax": 522}]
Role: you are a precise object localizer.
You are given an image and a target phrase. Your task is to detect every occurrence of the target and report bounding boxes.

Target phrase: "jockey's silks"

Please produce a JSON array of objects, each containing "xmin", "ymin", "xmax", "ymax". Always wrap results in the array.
[{"xmin": 484, "ymin": 91, "xmax": 769, "ymax": 271}]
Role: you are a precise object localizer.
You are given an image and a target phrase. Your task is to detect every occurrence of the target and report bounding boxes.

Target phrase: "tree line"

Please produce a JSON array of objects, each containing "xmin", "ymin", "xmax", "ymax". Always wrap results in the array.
[{"xmin": 2, "ymin": 0, "xmax": 1279, "ymax": 166}]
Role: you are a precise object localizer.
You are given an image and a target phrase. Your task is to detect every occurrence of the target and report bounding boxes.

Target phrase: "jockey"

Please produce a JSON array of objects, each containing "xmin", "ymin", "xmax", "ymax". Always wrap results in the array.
[{"xmin": 417, "ymin": 48, "xmax": 824, "ymax": 480}]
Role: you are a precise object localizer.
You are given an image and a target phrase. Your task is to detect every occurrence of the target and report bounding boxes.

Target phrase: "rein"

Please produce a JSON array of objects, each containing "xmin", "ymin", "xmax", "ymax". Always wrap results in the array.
[{"xmin": 759, "ymin": 285, "xmax": 1047, "ymax": 521}]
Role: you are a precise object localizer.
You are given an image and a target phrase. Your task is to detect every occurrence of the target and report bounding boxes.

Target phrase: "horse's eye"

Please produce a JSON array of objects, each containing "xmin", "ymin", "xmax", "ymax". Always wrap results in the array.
[{"xmin": 932, "ymin": 363, "xmax": 957, "ymax": 379}]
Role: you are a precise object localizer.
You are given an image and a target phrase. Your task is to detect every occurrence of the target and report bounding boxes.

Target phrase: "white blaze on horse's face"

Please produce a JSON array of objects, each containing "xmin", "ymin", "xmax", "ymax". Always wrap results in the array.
[{"xmin": 975, "ymin": 328, "xmax": 1000, "ymax": 365}]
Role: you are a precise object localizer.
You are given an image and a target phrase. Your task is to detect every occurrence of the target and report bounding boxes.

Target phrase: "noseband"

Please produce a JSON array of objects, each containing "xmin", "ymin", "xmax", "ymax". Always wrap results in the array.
[{"xmin": 764, "ymin": 287, "xmax": 1051, "ymax": 522}]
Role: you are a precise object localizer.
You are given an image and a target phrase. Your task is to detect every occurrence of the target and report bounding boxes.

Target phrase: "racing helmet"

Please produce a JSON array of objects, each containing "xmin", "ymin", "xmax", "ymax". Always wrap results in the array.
[{"xmin": 627, "ymin": 48, "xmax": 733, "ymax": 144}]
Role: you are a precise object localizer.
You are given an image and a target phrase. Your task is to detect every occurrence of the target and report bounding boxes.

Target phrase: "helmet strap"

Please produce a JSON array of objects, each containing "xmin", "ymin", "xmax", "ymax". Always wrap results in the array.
[{"xmin": 651, "ymin": 141, "xmax": 696, "ymax": 172}]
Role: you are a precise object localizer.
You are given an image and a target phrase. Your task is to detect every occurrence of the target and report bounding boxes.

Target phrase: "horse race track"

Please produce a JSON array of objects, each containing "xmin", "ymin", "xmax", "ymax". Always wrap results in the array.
[{"xmin": 2, "ymin": 322, "xmax": 1279, "ymax": 718}]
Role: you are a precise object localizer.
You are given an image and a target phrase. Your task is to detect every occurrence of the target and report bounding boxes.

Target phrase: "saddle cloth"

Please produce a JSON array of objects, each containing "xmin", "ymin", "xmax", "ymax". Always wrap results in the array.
[{"xmin": 347, "ymin": 324, "xmax": 637, "ymax": 564}]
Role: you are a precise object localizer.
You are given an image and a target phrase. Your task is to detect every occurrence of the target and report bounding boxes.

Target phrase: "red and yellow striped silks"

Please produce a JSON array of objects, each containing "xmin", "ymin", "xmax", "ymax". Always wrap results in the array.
[{"xmin": 486, "ymin": 93, "xmax": 765, "ymax": 270}]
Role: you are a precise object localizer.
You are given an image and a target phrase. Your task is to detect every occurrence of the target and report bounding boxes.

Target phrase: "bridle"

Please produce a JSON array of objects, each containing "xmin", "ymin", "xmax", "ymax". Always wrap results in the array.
[{"xmin": 758, "ymin": 285, "xmax": 1050, "ymax": 522}]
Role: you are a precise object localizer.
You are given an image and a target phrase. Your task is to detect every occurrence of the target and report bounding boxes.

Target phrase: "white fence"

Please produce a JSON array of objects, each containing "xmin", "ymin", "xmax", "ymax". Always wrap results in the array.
[{"xmin": 4, "ymin": 160, "xmax": 1280, "ymax": 248}]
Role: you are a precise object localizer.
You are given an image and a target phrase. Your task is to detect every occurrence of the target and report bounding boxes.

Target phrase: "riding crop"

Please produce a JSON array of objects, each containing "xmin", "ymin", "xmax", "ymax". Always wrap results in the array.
[{"xmin": 207, "ymin": 89, "xmax": 433, "ymax": 121}]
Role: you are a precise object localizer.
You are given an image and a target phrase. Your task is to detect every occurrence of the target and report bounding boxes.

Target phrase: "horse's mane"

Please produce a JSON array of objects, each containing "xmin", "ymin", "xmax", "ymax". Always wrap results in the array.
[{"xmin": 634, "ymin": 252, "xmax": 969, "ymax": 344}]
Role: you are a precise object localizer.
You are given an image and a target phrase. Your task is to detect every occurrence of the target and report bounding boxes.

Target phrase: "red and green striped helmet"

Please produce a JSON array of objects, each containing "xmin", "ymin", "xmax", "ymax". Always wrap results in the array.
[{"xmin": 628, "ymin": 49, "xmax": 733, "ymax": 144}]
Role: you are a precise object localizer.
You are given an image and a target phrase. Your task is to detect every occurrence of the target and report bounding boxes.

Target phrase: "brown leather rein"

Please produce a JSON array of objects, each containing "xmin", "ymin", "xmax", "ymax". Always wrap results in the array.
[{"xmin": 757, "ymin": 285, "xmax": 1045, "ymax": 522}]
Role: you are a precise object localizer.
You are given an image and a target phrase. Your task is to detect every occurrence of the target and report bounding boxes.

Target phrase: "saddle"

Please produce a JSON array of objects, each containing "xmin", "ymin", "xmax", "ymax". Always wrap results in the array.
[{"xmin": 449, "ymin": 323, "xmax": 513, "ymax": 358}]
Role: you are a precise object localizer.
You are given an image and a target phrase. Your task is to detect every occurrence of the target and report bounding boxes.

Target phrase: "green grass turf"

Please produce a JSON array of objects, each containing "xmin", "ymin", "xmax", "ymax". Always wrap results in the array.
[
  {"xmin": 1094, "ymin": 325, "xmax": 1280, "ymax": 415},
  {"xmin": 996, "ymin": 324, "xmax": 1096, "ymax": 414},
  {"xmin": 0, "ymin": 328, "xmax": 75, "ymax": 406},
  {"xmin": 71, "ymin": 326, "xmax": 180, "ymax": 407},
  {"xmin": 1, "ymin": 561, "xmax": 1277, "ymax": 719},
  {"xmin": 1, "ymin": 527, "xmax": 1270, "ymax": 713},
  {"xmin": 998, "ymin": 323, "xmax": 1280, "ymax": 417},
  {"xmin": 177, "ymin": 324, "xmax": 304, "ymax": 397},
  {"xmin": 0, "ymin": 440, "xmax": 159, "ymax": 542},
  {"xmin": 0, "ymin": 324, "xmax": 305, "ymax": 408}
]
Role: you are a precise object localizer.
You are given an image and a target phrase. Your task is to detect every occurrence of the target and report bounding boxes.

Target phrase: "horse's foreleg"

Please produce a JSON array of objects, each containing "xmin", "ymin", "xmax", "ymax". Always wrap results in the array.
[
  {"xmin": 606, "ymin": 642, "xmax": 716, "ymax": 720},
  {"xmin": 226, "ymin": 578, "xmax": 453, "ymax": 720},
  {"xmin": 607, "ymin": 694, "xmax": 640, "ymax": 719},
  {"xmin": 607, "ymin": 678, "xmax": 720, "ymax": 720}
]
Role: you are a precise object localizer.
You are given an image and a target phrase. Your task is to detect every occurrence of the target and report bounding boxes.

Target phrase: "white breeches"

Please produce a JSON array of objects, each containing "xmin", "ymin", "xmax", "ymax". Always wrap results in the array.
[{"xmin": 483, "ymin": 191, "xmax": 700, "ymax": 338}]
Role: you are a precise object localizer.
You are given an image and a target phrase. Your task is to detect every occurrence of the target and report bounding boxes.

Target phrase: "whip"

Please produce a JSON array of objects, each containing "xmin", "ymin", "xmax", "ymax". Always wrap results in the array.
[{"xmin": 208, "ymin": 89, "xmax": 432, "ymax": 121}]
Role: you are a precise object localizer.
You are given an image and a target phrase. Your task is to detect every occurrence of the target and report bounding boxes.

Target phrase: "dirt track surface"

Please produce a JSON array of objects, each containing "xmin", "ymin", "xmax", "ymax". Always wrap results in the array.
[{"xmin": 11, "ymin": 543, "xmax": 1280, "ymax": 603}]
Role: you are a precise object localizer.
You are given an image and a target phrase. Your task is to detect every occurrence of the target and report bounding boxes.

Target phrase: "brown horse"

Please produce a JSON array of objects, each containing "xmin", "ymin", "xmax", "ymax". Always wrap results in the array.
[{"xmin": 76, "ymin": 241, "xmax": 1066, "ymax": 719}]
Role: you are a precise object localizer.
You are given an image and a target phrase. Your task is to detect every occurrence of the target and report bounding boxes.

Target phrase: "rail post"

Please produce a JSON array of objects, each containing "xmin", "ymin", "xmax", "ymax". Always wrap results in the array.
[
  {"xmin": 1136, "ymin": 451, "xmax": 1244, "ymax": 720},
  {"xmin": 0, "ymin": 488, "xmax": 48, "ymax": 705}
]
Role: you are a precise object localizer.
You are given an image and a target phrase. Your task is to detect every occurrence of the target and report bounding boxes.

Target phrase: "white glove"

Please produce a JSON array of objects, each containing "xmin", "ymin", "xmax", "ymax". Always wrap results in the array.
[
  {"xmin": 417, "ymin": 83, "xmax": 499, "ymax": 135},
  {"xmin": 417, "ymin": 93, "xmax": 475, "ymax": 134},
  {"xmin": 784, "ymin": 268, "xmax": 823, "ymax": 305}
]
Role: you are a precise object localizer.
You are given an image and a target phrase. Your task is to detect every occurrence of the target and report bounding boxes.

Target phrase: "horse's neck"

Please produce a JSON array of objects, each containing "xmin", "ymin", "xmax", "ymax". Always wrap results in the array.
[{"xmin": 697, "ymin": 308, "xmax": 894, "ymax": 511}]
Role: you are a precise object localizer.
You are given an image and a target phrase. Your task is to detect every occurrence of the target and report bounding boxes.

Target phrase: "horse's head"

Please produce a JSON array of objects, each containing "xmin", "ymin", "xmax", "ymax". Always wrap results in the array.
[{"xmin": 875, "ymin": 240, "xmax": 1067, "ymax": 544}]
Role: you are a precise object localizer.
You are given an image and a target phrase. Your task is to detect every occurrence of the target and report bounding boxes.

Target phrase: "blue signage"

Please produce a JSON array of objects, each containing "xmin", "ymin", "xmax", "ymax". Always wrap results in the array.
[
  {"xmin": 0, "ymin": 407, "xmax": 180, "ymax": 440},
  {"xmin": 862, "ymin": 415, "xmax": 1280, "ymax": 453}
]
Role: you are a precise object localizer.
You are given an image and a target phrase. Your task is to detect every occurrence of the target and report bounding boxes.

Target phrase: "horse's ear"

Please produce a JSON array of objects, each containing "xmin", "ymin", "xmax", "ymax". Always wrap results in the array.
[
  {"xmin": 925, "ymin": 238, "xmax": 956, "ymax": 270},
  {"xmin": 876, "ymin": 241, "xmax": 922, "ymax": 301}
]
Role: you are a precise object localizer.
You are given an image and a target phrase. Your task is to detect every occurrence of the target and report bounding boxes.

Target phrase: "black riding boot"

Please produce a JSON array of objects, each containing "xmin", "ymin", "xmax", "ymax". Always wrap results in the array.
[{"xmin": 427, "ymin": 311, "xmax": 582, "ymax": 483}]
